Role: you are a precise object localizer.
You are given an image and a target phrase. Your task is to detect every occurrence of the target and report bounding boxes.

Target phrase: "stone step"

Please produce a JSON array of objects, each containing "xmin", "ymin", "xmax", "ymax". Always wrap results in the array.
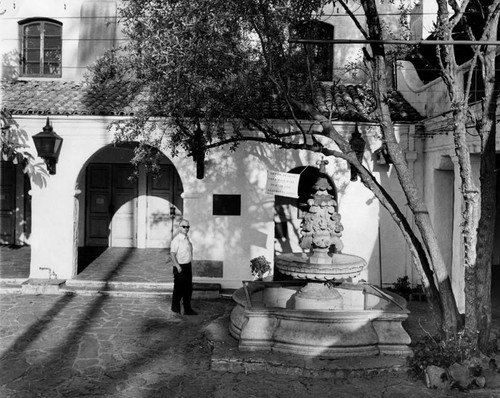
[
  {"xmin": 63, "ymin": 279, "xmax": 221, "ymax": 299},
  {"xmin": 65, "ymin": 279, "xmax": 175, "ymax": 291},
  {"xmin": 1, "ymin": 277, "xmax": 222, "ymax": 298},
  {"xmin": 0, "ymin": 278, "xmax": 26, "ymax": 294},
  {"xmin": 211, "ymin": 348, "xmax": 409, "ymax": 378}
]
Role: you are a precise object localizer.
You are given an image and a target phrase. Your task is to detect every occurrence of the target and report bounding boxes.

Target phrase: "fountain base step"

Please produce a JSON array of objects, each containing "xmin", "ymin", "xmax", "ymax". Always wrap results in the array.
[{"xmin": 211, "ymin": 343, "xmax": 409, "ymax": 378}]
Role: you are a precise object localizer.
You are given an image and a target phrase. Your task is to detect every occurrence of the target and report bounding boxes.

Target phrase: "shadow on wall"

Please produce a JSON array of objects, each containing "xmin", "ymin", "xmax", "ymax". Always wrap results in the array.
[
  {"xmin": 182, "ymin": 141, "xmax": 304, "ymax": 273},
  {"xmin": 368, "ymin": 157, "xmax": 415, "ymax": 288}
]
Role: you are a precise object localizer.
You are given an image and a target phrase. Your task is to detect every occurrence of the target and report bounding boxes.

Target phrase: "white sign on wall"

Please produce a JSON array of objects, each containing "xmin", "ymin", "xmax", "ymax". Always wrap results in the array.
[{"xmin": 266, "ymin": 170, "xmax": 300, "ymax": 198}]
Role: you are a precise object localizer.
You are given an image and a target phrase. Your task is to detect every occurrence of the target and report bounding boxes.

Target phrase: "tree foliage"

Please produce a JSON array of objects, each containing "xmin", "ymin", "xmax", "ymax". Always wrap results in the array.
[
  {"xmin": 87, "ymin": 0, "xmax": 330, "ymax": 167},
  {"xmin": 1, "ymin": 108, "xmax": 37, "ymax": 175}
]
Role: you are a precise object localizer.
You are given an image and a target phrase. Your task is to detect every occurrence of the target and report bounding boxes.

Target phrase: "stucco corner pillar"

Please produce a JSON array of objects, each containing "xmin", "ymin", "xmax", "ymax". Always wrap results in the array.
[{"xmin": 29, "ymin": 181, "xmax": 79, "ymax": 280}]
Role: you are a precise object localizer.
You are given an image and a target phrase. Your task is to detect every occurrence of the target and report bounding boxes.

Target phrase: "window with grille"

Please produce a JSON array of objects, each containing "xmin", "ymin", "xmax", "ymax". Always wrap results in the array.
[
  {"xmin": 19, "ymin": 19, "xmax": 62, "ymax": 77},
  {"xmin": 290, "ymin": 21, "xmax": 334, "ymax": 81}
]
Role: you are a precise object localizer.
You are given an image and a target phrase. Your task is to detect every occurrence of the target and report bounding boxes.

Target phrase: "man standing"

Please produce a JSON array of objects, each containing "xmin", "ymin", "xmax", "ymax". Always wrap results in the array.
[{"xmin": 170, "ymin": 219, "xmax": 198, "ymax": 315}]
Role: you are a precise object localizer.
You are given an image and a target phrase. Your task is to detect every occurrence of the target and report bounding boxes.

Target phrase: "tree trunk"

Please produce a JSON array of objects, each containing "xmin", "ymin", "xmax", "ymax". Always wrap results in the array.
[
  {"xmin": 434, "ymin": 0, "xmax": 500, "ymax": 350},
  {"xmin": 476, "ymin": 120, "xmax": 496, "ymax": 350},
  {"xmin": 303, "ymin": 108, "xmax": 445, "ymax": 328},
  {"xmin": 361, "ymin": 0, "xmax": 461, "ymax": 335},
  {"xmin": 476, "ymin": 9, "xmax": 499, "ymax": 351}
]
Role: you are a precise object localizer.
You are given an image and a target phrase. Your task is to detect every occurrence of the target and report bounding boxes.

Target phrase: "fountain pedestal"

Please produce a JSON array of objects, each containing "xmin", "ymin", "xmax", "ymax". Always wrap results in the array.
[
  {"xmin": 294, "ymin": 283, "xmax": 343, "ymax": 310},
  {"xmin": 276, "ymin": 251, "xmax": 367, "ymax": 310}
]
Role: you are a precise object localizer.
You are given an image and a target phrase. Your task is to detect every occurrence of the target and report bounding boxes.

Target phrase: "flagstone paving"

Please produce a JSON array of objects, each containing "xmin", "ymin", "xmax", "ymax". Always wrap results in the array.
[
  {"xmin": 73, "ymin": 248, "xmax": 174, "ymax": 283},
  {"xmin": 2, "ymin": 246, "xmax": 500, "ymax": 397},
  {"xmin": 1, "ymin": 294, "xmax": 500, "ymax": 398}
]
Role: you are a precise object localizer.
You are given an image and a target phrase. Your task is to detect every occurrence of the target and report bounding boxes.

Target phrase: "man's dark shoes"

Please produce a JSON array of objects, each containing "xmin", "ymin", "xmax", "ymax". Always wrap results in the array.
[
  {"xmin": 185, "ymin": 309, "xmax": 198, "ymax": 315},
  {"xmin": 171, "ymin": 307, "xmax": 181, "ymax": 314}
]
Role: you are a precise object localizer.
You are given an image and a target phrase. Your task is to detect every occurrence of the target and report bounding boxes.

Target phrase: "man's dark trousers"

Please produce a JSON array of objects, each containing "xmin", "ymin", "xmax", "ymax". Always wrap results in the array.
[{"xmin": 172, "ymin": 262, "xmax": 193, "ymax": 312}]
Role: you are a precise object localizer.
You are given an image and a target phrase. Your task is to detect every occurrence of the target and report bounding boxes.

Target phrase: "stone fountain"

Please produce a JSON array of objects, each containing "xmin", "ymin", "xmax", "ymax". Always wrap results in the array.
[{"xmin": 230, "ymin": 160, "xmax": 412, "ymax": 358}]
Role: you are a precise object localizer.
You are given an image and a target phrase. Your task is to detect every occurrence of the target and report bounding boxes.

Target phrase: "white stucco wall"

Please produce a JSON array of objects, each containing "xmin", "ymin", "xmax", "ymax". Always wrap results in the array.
[
  {"xmin": 2, "ymin": 0, "xmax": 428, "ymax": 289},
  {"xmin": 11, "ymin": 115, "xmax": 418, "ymax": 289}
]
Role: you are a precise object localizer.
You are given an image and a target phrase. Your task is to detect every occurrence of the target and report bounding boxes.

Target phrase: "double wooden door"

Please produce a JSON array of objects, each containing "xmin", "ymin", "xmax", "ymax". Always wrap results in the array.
[
  {"xmin": 86, "ymin": 164, "xmax": 137, "ymax": 247},
  {"xmin": 85, "ymin": 163, "xmax": 180, "ymax": 248}
]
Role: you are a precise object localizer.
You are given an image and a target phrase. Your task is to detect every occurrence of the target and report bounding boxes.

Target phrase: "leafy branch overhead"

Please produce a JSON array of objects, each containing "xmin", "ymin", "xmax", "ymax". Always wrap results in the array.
[{"xmin": 87, "ymin": 0, "xmax": 388, "ymax": 166}]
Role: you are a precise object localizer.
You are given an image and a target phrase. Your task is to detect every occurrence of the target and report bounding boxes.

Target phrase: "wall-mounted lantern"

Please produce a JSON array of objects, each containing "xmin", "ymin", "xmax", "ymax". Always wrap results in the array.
[
  {"xmin": 375, "ymin": 143, "xmax": 393, "ymax": 165},
  {"xmin": 192, "ymin": 126, "xmax": 205, "ymax": 180},
  {"xmin": 348, "ymin": 123, "xmax": 365, "ymax": 181},
  {"xmin": 170, "ymin": 205, "xmax": 176, "ymax": 237},
  {"xmin": 33, "ymin": 117, "xmax": 63, "ymax": 175}
]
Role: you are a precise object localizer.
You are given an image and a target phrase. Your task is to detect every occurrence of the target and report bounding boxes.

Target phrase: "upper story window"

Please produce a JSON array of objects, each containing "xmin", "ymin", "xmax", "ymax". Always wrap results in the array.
[
  {"xmin": 290, "ymin": 21, "xmax": 334, "ymax": 81},
  {"xmin": 19, "ymin": 19, "xmax": 62, "ymax": 77}
]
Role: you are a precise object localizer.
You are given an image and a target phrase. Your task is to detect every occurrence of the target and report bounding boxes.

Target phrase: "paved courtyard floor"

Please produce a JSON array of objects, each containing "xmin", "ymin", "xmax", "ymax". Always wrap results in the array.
[
  {"xmin": 1, "ymin": 294, "xmax": 500, "ymax": 398},
  {"xmin": 2, "ymin": 246, "xmax": 500, "ymax": 397}
]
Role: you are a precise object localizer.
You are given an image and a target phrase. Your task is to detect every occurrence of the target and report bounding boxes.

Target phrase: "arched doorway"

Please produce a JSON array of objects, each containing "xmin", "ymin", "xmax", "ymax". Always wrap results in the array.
[{"xmin": 78, "ymin": 144, "xmax": 183, "ymax": 256}]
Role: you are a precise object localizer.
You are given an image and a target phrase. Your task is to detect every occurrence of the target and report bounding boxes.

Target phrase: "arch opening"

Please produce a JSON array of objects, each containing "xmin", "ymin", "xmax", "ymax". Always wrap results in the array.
[{"xmin": 75, "ymin": 143, "xmax": 184, "ymax": 274}]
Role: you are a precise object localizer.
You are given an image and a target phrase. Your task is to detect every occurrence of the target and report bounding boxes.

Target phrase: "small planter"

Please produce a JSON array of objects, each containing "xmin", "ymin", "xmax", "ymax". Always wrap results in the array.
[{"xmin": 250, "ymin": 256, "xmax": 271, "ymax": 281}]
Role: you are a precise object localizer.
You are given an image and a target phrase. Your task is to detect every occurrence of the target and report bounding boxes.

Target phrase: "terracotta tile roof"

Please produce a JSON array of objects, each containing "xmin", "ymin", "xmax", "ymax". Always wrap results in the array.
[
  {"xmin": 1, "ymin": 80, "xmax": 146, "ymax": 117},
  {"xmin": 1, "ymin": 79, "xmax": 421, "ymax": 122},
  {"xmin": 262, "ymin": 82, "xmax": 422, "ymax": 122}
]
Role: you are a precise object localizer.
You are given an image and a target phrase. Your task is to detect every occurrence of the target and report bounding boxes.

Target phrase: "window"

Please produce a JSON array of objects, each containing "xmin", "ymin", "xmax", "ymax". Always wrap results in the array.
[
  {"xmin": 19, "ymin": 19, "xmax": 62, "ymax": 77},
  {"xmin": 290, "ymin": 21, "xmax": 334, "ymax": 81}
]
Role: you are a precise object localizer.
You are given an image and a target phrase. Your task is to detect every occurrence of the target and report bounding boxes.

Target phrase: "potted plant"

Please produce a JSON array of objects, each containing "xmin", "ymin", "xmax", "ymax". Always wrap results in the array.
[{"xmin": 250, "ymin": 255, "xmax": 271, "ymax": 281}]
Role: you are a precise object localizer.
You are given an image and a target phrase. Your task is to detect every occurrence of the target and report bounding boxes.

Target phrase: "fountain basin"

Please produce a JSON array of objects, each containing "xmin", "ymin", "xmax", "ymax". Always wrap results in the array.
[
  {"xmin": 230, "ymin": 282, "xmax": 412, "ymax": 358},
  {"xmin": 275, "ymin": 252, "xmax": 367, "ymax": 280}
]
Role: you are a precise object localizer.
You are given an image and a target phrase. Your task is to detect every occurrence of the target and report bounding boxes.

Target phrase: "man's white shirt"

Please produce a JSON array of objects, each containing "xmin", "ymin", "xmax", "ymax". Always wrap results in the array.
[{"xmin": 171, "ymin": 233, "xmax": 193, "ymax": 264}]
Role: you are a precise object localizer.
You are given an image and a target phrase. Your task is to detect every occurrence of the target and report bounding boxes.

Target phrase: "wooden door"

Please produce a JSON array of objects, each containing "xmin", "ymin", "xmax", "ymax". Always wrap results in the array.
[
  {"xmin": 110, "ymin": 164, "xmax": 137, "ymax": 247},
  {"xmin": 0, "ymin": 161, "xmax": 15, "ymax": 244},
  {"xmin": 86, "ymin": 164, "xmax": 112, "ymax": 246},
  {"xmin": 146, "ymin": 165, "xmax": 174, "ymax": 248},
  {"xmin": 86, "ymin": 164, "xmax": 137, "ymax": 247}
]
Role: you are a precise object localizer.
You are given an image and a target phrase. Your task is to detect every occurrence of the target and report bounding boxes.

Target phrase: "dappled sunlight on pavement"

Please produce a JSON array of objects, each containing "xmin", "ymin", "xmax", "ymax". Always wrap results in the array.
[
  {"xmin": 1, "ymin": 294, "xmax": 498, "ymax": 397},
  {"xmin": 0, "ymin": 295, "xmax": 222, "ymax": 397}
]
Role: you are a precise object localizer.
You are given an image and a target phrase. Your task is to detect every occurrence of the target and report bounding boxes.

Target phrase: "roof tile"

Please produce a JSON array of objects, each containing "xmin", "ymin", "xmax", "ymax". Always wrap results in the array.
[{"xmin": 1, "ymin": 79, "xmax": 421, "ymax": 123}]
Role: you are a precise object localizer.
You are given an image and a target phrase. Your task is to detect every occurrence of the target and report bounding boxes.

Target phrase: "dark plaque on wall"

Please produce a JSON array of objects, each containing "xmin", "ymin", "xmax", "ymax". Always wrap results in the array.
[{"xmin": 213, "ymin": 194, "xmax": 241, "ymax": 216}]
